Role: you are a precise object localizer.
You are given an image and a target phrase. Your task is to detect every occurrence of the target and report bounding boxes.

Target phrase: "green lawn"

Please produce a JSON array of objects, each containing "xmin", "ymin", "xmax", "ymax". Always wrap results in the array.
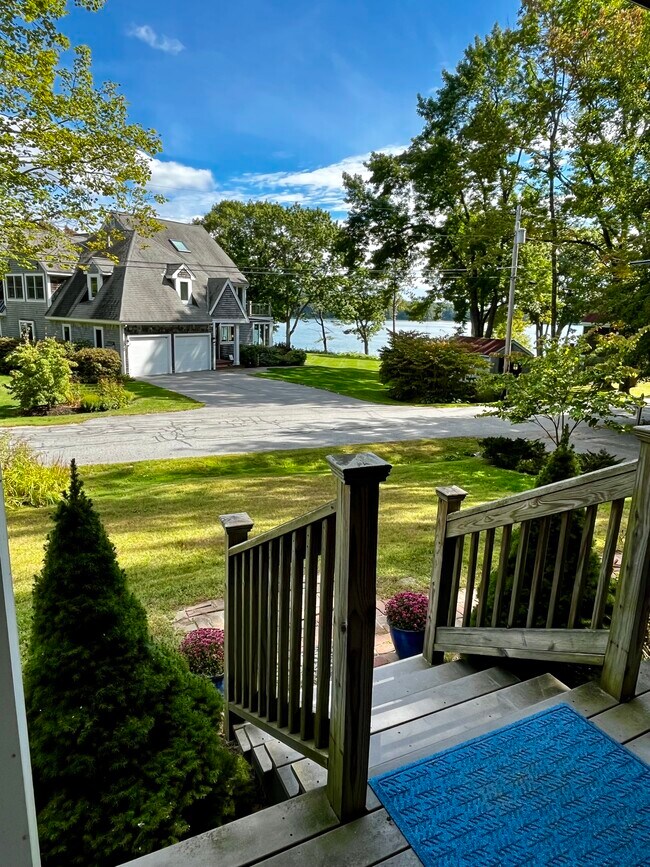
[
  {"xmin": 0, "ymin": 376, "xmax": 202, "ymax": 426},
  {"xmin": 9, "ymin": 438, "xmax": 534, "ymax": 654}
]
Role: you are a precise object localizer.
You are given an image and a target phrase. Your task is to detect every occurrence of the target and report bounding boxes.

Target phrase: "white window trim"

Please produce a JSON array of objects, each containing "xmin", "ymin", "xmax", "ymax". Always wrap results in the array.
[
  {"xmin": 18, "ymin": 320, "xmax": 35, "ymax": 341},
  {"xmin": 24, "ymin": 272, "xmax": 46, "ymax": 303},
  {"xmin": 5, "ymin": 274, "xmax": 24, "ymax": 301},
  {"xmin": 87, "ymin": 272, "xmax": 102, "ymax": 301},
  {"xmin": 94, "ymin": 327, "xmax": 104, "ymax": 349},
  {"xmin": 62, "ymin": 324, "xmax": 72, "ymax": 342}
]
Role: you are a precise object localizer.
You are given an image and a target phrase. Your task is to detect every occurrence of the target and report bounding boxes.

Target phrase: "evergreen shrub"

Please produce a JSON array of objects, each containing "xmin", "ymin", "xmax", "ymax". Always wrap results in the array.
[
  {"xmin": 479, "ymin": 436, "xmax": 547, "ymax": 474},
  {"xmin": 73, "ymin": 347, "xmax": 122, "ymax": 383},
  {"xmin": 379, "ymin": 331, "xmax": 488, "ymax": 403},
  {"xmin": 25, "ymin": 463, "xmax": 253, "ymax": 866},
  {"xmin": 578, "ymin": 449, "xmax": 621, "ymax": 475},
  {"xmin": 239, "ymin": 344, "xmax": 306, "ymax": 367}
]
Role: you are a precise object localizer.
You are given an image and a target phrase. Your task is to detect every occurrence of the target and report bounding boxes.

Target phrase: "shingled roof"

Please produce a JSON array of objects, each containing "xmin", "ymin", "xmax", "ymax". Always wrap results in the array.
[
  {"xmin": 46, "ymin": 214, "xmax": 247, "ymax": 324},
  {"xmin": 453, "ymin": 336, "xmax": 533, "ymax": 356}
]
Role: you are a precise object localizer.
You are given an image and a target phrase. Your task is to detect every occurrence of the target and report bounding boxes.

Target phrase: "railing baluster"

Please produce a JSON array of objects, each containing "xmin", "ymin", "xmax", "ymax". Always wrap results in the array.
[
  {"xmin": 547, "ymin": 511, "xmax": 571, "ymax": 628},
  {"xmin": 492, "ymin": 523, "xmax": 512, "ymax": 627},
  {"xmin": 462, "ymin": 532, "xmax": 480, "ymax": 627},
  {"xmin": 242, "ymin": 549, "xmax": 251, "ymax": 708},
  {"xmin": 232, "ymin": 553, "xmax": 242, "ymax": 705},
  {"xmin": 568, "ymin": 504, "xmax": 598, "ymax": 628},
  {"xmin": 277, "ymin": 535, "xmax": 291, "ymax": 729},
  {"xmin": 266, "ymin": 538, "xmax": 279, "ymax": 722},
  {"xmin": 446, "ymin": 536, "xmax": 466, "ymax": 627},
  {"xmin": 301, "ymin": 522, "xmax": 320, "ymax": 741},
  {"xmin": 592, "ymin": 499, "xmax": 624, "ymax": 629},
  {"xmin": 249, "ymin": 548, "xmax": 260, "ymax": 712},
  {"xmin": 258, "ymin": 542, "xmax": 269, "ymax": 718},
  {"xmin": 288, "ymin": 528, "xmax": 305, "ymax": 734},
  {"xmin": 475, "ymin": 528, "xmax": 495, "ymax": 627},
  {"xmin": 315, "ymin": 514, "xmax": 335, "ymax": 749},
  {"xmin": 508, "ymin": 520, "xmax": 531, "ymax": 628},
  {"xmin": 527, "ymin": 516, "xmax": 551, "ymax": 628}
]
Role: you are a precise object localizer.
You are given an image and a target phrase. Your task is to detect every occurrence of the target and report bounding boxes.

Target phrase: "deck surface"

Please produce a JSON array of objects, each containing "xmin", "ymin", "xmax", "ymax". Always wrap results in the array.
[{"xmin": 126, "ymin": 659, "xmax": 650, "ymax": 867}]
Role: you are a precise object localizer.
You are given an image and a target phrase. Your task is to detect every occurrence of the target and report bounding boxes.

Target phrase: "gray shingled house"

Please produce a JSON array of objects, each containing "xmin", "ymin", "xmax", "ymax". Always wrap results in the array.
[{"xmin": 45, "ymin": 214, "xmax": 273, "ymax": 376}]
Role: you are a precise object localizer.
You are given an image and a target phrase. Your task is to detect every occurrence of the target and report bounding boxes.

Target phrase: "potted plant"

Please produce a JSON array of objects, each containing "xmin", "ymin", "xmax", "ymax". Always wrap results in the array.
[
  {"xmin": 385, "ymin": 591, "xmax": 428, "ymax": 659},
  {"xmin": 180, "ymin": 627, "xmax": 225, "ymax": 693}
]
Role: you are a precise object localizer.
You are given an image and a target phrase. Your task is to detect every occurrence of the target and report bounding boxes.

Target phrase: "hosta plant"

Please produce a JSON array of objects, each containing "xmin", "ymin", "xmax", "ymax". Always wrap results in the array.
[
  {"xmin": 385, "ymin": 591, "xmax": 429, "ymax": 632},
  {"xmin": 180, "ymin": 628, "xmax": 225, "ymax": 677}
]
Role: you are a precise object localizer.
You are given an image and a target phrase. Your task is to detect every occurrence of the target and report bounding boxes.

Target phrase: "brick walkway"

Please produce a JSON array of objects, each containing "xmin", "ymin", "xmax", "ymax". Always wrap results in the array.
[{"xmin": 173, "ymin": 590, "xmax": 471, "ymax": 669}]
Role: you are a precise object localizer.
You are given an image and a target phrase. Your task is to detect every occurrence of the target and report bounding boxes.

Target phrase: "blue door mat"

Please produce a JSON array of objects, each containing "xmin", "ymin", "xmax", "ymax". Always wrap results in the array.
[{"xmin": 370, "ymin": 703, "xmax": 650, "ymax": 866}]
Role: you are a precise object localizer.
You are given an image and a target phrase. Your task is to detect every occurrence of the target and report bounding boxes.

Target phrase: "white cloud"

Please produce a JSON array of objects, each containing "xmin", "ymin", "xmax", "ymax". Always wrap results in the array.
[
  {"xmin": 128, "ymin": 24, "xmax": 185, "ymax": 55},
  {"xmin": 145, "ymin": 146, "xmax": 408, "ymax": 222}
]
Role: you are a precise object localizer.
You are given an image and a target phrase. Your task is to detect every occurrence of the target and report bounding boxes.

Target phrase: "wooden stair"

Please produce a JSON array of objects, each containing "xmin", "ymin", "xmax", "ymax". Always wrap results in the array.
[{"xmin": 234, "ymin": 655, "xmax": 571, "ymax": 802}]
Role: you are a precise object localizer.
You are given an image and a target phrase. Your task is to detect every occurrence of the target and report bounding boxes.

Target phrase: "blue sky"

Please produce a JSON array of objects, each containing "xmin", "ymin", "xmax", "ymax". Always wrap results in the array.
[{"xmin": 64, "ymin": 0, "xmax": 520, "ymax": 222}]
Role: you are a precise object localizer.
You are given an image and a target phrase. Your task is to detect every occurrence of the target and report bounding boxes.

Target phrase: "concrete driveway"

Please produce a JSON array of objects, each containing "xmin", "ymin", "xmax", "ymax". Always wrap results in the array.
[{"xmin": 7, "ymin": 369, "xmax": 641, "ymax": 466}]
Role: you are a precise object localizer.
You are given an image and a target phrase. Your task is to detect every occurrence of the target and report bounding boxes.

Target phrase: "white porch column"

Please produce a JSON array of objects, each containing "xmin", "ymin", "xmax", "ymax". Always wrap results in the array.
[
  {"xmin": 234, "ymin": 324, "xmax": 240, "ymax": 366},
  {"xmin": 0, "ymin": 474, "xmax": 41, "ymax": 866}
]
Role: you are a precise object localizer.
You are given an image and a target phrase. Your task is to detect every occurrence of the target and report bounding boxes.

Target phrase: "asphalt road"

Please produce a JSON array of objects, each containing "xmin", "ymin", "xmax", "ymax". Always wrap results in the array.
[{"xmin": 7, "ymin": 370, "xmax": 641, "ymax": 466}]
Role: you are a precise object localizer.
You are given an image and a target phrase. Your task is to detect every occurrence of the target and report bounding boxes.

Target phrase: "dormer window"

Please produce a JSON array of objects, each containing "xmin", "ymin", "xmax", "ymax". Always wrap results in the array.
[
  {"xmin": 169, "ymin": 266, "xmax": 195, "ymax": 304},
  {"xmin": 87, "ymin": 273, "xmax": 101, "ymax": 301},
  {"xmin": 179, "ymin": 280, "xmax": 190, "ymax": 302}
]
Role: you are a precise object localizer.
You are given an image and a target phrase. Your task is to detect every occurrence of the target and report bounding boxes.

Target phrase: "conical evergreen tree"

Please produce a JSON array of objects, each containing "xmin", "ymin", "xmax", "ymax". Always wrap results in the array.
[{"xmin": 25, "ymin": 462, "xmax": 250, "ymax": 866}]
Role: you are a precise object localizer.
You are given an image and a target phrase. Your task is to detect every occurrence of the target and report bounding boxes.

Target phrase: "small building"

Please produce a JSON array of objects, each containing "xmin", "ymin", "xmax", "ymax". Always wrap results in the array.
[
  {"xmin": 44, "ymin": 214, "xmax": 273, "ymax": 376},
  {"xmin": 452, "ymin": 335, "xmax": 533, "ymax": 373}
]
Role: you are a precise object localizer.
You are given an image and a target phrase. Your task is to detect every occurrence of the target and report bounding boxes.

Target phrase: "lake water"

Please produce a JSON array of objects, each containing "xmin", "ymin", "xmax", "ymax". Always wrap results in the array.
[{"xmin": 290, "ymin": 319, "xmax": 537, "ymax": 356}]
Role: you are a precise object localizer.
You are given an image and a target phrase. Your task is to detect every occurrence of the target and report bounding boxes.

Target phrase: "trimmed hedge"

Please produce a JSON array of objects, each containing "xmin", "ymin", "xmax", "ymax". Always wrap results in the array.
[
  {"xmin": 479, "ymin": 436, "xmax": 547, "ymax": 475},
  {"xmin": 72, "ymin": 348, "xmax": 122, "ymax": 383},
  {"xmin": 379, "ymin": 332, "xmax": 488, "ymax": 403},
  {"xmin": 239, "ymin": 344, "xmax": 306, "ymax": 368}
]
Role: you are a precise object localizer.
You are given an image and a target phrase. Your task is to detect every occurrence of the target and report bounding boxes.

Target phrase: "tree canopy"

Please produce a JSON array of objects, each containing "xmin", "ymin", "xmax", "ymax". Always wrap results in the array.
[{"xmin": 1, "ymin": 0, "xmax": 161, "ymax": 274}]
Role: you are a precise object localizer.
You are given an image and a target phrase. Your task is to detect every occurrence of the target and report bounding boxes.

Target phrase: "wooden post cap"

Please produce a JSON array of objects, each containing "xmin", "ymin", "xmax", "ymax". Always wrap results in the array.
[
  {"xmin": 219, "ymin": 512, "xmax": 254, "ymax": 533},
  {"xmin": 326, "ymin": 453, "xmax": 392, "ymax": 484},
  {"xmin": 435, "ymin": 485, "xmax": 468, "ymax": 501},
  {"xmin": 633, "ymin": 425, "xmax": 650, "ymax": 445}
]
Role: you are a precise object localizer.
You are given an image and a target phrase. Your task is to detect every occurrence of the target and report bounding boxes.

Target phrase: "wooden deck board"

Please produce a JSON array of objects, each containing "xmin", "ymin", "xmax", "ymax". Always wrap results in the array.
[
  {"xmin": 627, "ymin": 731, "xmax": 650, "ymax": 763},
  {"xmin": 257, "ymin": 808, "xmax": 408, "ymax": 866},
  {"xmin": 371, "ymin": 658, "xmax": 476, "ymax": 707},
  {"xmin": 376, "ymin": 851, "xmax": 425, "ymax": 866},
  {"xmin": 292, "ymin": 758, "xmax": 327, "ymax": 792},
  {"xmin": 590, "ymin": 691, "xmax": 650, "ymax": 743}
]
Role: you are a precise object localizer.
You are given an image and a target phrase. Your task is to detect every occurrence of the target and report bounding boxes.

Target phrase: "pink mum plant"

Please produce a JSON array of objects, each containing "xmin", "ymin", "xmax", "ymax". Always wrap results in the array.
[
  {"xmin": 384, "ymin": 591, "xmax": 428, "ymax": 631},
  {"xmin": 179, "ymin": 628, "xmax": 225, "ymax": 677}
]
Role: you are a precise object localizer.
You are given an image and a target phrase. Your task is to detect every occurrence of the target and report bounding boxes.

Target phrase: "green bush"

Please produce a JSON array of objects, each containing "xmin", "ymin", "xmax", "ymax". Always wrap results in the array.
[
  {"xmin": 25, "ymin": 463, "xmax": 253, "ymax": 867},
  {"xmin": 6, "ymin": 338, "xmax": 75, "ymax": 411},
  {"xmin": 473, "ymin": 371, "xmax": 506, "ymax": 404},
  {"xmin": 379, "ymin": 332, "xmax": 488, "ymax": 403},
  {"xmin": 73, "ymin": 347, "xmax": 122, "ymax": 383},
  {"xmin": 80, "ymin": 379, "xmax": 134, "ymax": 412},
  {"xmin": 239, "ymin": 344, "xmax": 306, "ymax": 367},
  {"xmin": 477, "ymin": 442, "xmax": 609, "ymax": 629},
  {"xmin": 0, "ymin": 435, "xmax": 67, "ymax": 507},
  {"xmin": 578, "ymin": 449, "xmax": 621, "ymax": 475},
  {"xmin": 479, "ymin": 436, "xmax": 547, "ymax": 474},
  {"xmin": 0, "ymin": 337, "xmax": 21, "ymax": 373}
]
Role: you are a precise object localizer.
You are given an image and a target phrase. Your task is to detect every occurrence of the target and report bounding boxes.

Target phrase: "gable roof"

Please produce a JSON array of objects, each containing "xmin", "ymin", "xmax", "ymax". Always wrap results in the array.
[
  {"xmin": 453, "ymin": 336, "xmax": 533, "ymax": 357},
  {"xmin": 46, "ymin": 215, "xmax": 248, "ymax": 324}
]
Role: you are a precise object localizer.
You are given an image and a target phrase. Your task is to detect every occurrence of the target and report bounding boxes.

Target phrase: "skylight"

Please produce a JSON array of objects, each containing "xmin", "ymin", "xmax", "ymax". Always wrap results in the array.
[{"xmin": 170, "ymin": 239, "xmax": 190, "ymax": 253}]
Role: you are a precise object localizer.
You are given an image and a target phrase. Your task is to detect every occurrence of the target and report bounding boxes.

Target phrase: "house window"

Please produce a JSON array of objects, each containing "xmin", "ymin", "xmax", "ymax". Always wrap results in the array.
[
  {"xmin": 25, "ymin": 274, "xmax": 45, "ymax": 301},
  {"xmin": 62, "ymin": 324, "xmax": 72, "ymax": 343},
  {"xmin": 220, "ymin": 325, "xmax": 235, "ymax": 343},
  {"xmin": 179, "ymin": 280, "xmax": 190, "ymax": 302},
  {"xmin": 19, "ymin": 320, "xmax": 35, "ymax": 341},
  {"xmin": 6, "ymin": 275, "xmax": 24, "ymax": 300},
  {"xmin": 253, "ymin": 323, "xmax": 270, "ymax": 346},
  {"xmin": 87, "ymin": 274, "xmax": 101, "ymax": 300},
  {"xmin": 94, "ymin": 327, "xmax": 104, "ymax": 349}
]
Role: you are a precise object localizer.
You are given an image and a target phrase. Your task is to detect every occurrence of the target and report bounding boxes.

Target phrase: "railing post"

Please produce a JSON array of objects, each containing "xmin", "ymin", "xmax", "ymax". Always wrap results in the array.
[
  {"xmin": 219, "ymin": 512, "xmax": 254, "ymax": 740},
  {"xmin": 601, "ymin": 427, "xmax": 650, "ymax": 702},
  {"xmin": 423, "ymin": 486, "xmax": 468, "ymax": 665},
  {"xmin": 325, "ymin": 453, "xmax": 392, "ymax": 822}
]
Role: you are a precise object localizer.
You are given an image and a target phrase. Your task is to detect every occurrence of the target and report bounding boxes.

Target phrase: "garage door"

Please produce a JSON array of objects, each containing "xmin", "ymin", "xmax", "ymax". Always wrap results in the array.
[
  {"xmin": 127, "ymin": 336, "xmax": 171, "ymax": 376},
  {"xmin": 174, "ymin": 334, "xmax": 211, "ymax": 373}
]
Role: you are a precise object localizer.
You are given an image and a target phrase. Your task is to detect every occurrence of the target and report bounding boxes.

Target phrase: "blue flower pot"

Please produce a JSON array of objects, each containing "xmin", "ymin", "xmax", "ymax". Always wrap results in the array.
[
  {"xmin": 210, "ymin": 674, "xmax": 225, "ymax": 694},
  {"xmin": 389, "ymin": 625, "xmax": 425, "ymax": 660}
]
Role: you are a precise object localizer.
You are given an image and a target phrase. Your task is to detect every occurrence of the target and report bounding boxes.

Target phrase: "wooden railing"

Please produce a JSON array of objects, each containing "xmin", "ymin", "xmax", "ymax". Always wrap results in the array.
[
  {"xmin": 425, "ymin": 426, "xmax": 650, "ymax": 701},
  {"xmin": 220, "ymin": 453, "xmax": 391, "ymax": 820}
]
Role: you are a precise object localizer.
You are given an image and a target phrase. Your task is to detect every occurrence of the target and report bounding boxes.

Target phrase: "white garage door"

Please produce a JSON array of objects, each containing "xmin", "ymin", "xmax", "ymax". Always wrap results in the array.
[
  {"xmin": 174, "ymin": 334, "xmax": 211, "ymax": 373},
  {"xmin": 128, "ymin": 336, "xmax": 171, "ymax": 376}
]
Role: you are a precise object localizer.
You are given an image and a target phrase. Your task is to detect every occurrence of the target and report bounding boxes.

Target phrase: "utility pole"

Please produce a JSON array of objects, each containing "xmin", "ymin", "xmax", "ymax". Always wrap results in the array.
[{"xmin": 503, "ymin": 204, "xmax": 525, "ymax": 373}]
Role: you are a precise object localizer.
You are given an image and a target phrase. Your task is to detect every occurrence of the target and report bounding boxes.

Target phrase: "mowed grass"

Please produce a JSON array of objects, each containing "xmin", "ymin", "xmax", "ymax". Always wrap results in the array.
[
  {"xmin": 0, "ymin": 376, "xmax": 202, "ymax": 426},
  {"xmin": 8, "ymin": 438, "xmax": 534, "ymax": 654},
  {"xmin": 256, "ymin": 353, "xmax": 406, "ymax": 404}
]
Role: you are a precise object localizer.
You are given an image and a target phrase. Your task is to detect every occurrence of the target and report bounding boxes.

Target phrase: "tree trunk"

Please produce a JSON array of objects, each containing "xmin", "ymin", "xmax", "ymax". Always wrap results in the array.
[
  {"xmin": 363, "ymin": 335, "xmax": 369, "ymax": 355},
  {"xmin": 391, "ymin": 285, "xmax": 397, "ymax": 335},
  {"xmin": 285, "ymin": 318, "xmax": 291, "ymax": 348}
]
